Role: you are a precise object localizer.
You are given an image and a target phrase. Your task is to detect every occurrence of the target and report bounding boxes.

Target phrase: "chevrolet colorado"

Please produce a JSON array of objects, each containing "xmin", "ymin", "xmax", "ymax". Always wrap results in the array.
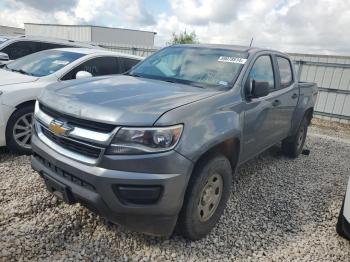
[{"xmin": 31, "ymin": 44, "xmax": 318, "ymax": 240}]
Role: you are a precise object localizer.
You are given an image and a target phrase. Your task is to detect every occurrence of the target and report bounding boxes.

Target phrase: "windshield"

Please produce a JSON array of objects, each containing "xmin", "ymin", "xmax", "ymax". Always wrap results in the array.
[
  {"xmin": 0, "ymin": 37, "xmax": 9, "ymax": 45},
  {"xmin": 130, "ymin": 46, "xmax": 248, "ymax": 89},
  {"xmin": 5, "ymin": 50, "xmax": 85, "ymax": 77}
]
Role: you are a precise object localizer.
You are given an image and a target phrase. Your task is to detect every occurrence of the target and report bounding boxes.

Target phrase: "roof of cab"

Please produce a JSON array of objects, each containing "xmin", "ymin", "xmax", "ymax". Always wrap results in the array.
[{"xmin": 171, "ymin": 44, "xmax": 286, "ymax": 56}]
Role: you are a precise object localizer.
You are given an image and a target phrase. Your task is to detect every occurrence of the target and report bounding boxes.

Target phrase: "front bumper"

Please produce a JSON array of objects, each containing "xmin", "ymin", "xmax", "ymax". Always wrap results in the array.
[{"xmin": 31, "ymin": 133, "xmax": 193, "ymax": 237}]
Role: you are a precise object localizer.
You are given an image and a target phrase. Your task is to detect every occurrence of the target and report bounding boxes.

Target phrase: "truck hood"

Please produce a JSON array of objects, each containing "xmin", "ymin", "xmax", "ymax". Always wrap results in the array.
[
  {"xmin": 40, "ymin": 75, "xmax": 221, "ymax": 126},
  {"xmin": 0, "ymin": 69, "xmax": 39, "ymax": 86}
]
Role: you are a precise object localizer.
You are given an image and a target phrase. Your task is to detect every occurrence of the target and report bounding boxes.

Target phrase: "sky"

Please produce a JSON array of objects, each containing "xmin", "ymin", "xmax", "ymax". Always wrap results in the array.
[{"xmin": 0, "ymin": 0, "xmax": 349, "ymax": 55}]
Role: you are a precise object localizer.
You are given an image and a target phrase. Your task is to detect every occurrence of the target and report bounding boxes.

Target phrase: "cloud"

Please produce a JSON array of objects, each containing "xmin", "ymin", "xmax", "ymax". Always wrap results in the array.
[
  {"xmin": 170, "ymin": 0, "xmax": 248, "ymax": 25},
  {"xmin": 14, "ymin": 0, "xmax": 79, "ymax": 12},
  {"xmin": 0, "ymin": 0, "xmax": 155, "ymax": 27},
  {"xmin": 116, "ymin": 0, "xmax": 155, "ymax": 26},
  {"xmin": 0, "ymin": 0, "xmax": 350, "ymax": 55},
  {"xmin": 146, "ymin": 0, "xmax": 350, "ymax": 55}
]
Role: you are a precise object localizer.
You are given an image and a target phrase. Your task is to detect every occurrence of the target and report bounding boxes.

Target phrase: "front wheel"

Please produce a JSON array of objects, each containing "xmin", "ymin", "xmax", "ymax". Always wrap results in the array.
[
  {"xmin": 177, "ymin": 154, "xmax": 232, "ymax": 240},
  {"xmin": 6, "ymin": 105, "xmax": 34, "ymax": 155},
  {"xmin": 282, "ymin": 116, "xmax": 308, "ymax": 158}
]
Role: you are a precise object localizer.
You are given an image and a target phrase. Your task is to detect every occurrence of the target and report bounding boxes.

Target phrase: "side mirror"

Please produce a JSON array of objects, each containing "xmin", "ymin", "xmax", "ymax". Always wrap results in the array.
[
  {"xmin": 0, "ymin": 52, "xmax": 9, "ymax": 61},
  {"xmin": 76, "ymin": 71, "xmax": 93, "ymax": 79},
  {"xmin": 251, "ymin": 80, "xmax": 269, "ymax": 98}
]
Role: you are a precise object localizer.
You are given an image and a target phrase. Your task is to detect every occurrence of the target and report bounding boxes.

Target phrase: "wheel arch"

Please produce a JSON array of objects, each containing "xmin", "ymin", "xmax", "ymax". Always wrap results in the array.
[
  {"xmin": 15, "ymin": 100, "xmax": 36, "ymax": 109},
  {"xmin": 192, "ymin": 137, "xmax": 241, "ymax": 175},
  {"xmin": 6, "ymin": 99, "xmax": 36, "ymax": 131},
  {"xmin": 5, "ymin": 100, "xmax": 36, "ymax": 147},
  {"xmin": 304, "ymin": 107, "xmax": 314, "ymax": 125}
]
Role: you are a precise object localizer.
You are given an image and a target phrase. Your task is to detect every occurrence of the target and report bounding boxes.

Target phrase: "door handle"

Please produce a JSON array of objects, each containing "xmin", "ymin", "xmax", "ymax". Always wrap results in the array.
[
  {"xmin": 272, "ymin": 100, "xmax": 281, "ymax": 107},
  {"xmin": 291, "ymin": 93, "xmax": 298, "ymax": 99}
]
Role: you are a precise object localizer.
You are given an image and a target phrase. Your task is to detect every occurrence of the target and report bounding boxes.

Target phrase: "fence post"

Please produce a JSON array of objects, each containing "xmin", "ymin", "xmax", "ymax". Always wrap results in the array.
[
  {"xmin": 297, "ymin": 60, "xmax": 304, "ymax": 82},
  {"xmin": 131, "ymin": 47, "xmax": 137, "ymax": 55}
]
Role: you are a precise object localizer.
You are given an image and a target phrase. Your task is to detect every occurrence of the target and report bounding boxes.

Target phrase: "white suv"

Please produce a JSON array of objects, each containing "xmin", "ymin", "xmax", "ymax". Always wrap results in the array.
[
  {"xmin": 0, "ymin": 48, "xmax": 142, "ymax": 154},
  {"xmin": 0, "ymin": 35, "xmax": 101, "ymax": 65}
]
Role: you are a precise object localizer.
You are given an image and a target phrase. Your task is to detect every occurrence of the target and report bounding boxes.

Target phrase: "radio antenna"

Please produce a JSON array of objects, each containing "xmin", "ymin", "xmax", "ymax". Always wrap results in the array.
[{"xmin": 249, "ymin": 37, "xmax": 254, "ymax": 47}]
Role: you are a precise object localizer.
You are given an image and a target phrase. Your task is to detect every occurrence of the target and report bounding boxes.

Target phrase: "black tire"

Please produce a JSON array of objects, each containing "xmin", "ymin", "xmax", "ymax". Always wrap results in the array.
[
  {"xmin": 336, "ymin": 199, "xmax": 346, "ymax": 238},
  {"xmin": 6, "ymin": 104, "xmax": 34, "ymax": 155},
  {"xmin": 177, "ymin": 154, "xmax": 232, "ymax": 240},
  {"xmin": 282, "ymin": 116, "xmax": 308, "ymax": 158}
]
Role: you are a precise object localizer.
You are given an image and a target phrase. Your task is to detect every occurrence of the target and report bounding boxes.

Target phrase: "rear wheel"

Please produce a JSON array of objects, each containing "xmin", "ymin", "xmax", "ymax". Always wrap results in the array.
[
  {"xmin": 6, "ymin": 105, "xmax": 34, "ymax": 155},
  {"xmin": 177, "ymin": 154, "xmax": 232, "ymax": 240},
  {"xmin": 282, "ymin": 116, "xmax": 308, "ymax": 158}
]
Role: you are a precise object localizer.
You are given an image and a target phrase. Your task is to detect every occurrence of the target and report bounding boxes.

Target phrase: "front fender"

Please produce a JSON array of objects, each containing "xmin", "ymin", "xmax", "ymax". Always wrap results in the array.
[
  {"xmin": 1, "ymin": 86, "xmax": 43, "ymax": 108},
  {"xmin": 155, "ymin": 92, "xmax": 243, "ymax": 162}
]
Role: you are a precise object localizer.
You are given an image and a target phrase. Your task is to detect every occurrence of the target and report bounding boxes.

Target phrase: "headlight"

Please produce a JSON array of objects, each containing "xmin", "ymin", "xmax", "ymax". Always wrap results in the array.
[{"xmin": 106, "ymin": 125, "xmax": 183, "ymax": 155}]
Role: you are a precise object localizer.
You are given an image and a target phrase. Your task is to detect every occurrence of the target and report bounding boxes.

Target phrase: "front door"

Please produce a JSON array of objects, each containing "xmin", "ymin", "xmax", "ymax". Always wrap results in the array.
[{"xmin": 240, "ymin": 55, "xmax": 283, "ymax": 162}]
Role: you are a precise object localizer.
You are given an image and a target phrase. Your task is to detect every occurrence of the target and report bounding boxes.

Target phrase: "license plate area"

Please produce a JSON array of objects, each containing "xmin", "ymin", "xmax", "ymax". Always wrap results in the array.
[{"xmin": 43, "ymin": 173, "xmax": 76, "ymax": 204}]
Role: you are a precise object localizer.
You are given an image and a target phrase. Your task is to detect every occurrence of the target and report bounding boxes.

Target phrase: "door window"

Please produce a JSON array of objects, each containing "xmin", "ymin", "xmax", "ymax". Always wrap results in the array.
[
  {"xmin": 277, "ymin": 56, "xmax": 293, "ymax": 87},
  {"xmin": 120, "ymin": 57, "xmax": 140, "ymax": 72},
  {"xmin": 61, "ymin": 56, "xmax": 121, "ymax": 80},
  {"xmin": 245, "ymin": 55, "xmax": 275, "ymax": 97}
]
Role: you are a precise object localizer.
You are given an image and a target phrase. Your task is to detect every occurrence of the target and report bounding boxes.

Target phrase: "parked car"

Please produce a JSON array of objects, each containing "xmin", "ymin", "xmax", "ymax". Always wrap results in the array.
[
  {"xmin": 0, "ymin": 48, "xmax": 142, "ymax": 154},
  {"xmin": 31, "ymin": 44, "xmax": 318, "ymax": 240},
  {"xmin": 337, "ymin": 176, "xmax": 350, "ymax": 240},
  {"xmin": 0, "ymin": 35, "xmax": 101, "ymax": 65}
]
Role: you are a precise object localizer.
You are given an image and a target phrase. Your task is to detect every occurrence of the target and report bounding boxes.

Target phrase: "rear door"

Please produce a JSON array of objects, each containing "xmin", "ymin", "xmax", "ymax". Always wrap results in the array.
[{"xmin": 272, "ymin": 55, "xmax": 299, "ymax": 138}]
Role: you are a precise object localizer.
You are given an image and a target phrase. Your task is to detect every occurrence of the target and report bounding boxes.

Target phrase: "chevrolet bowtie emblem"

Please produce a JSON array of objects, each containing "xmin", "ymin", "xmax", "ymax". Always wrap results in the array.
[{"xmin": 49, "ymin": 120, "xmax": 73, "ymax": 136}]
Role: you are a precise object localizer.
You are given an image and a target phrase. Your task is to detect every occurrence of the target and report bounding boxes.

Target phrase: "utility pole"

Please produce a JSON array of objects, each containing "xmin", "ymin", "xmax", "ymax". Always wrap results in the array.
[{"xmin": 249, "ymin": 37, "xmax": 254, "ymax": 47}]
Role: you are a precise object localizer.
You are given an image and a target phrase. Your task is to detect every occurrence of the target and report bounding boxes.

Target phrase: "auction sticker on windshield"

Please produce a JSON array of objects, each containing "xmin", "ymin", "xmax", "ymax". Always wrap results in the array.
[{"xmin": 218, "ymin": 56, "xmax": 247, "ymax": 64}]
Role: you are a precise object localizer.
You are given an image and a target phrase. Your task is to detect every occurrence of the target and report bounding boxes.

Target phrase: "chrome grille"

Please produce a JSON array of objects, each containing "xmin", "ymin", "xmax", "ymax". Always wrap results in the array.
[
  {"xmin": 39, "ymin": 103, "xmax": 116, "ymax": 133},
  {"xmin": 34, "ymin": 102, "xmax": 118, "ymax": 165},
  {"xmin": 41, "ymin": 126, "xmax": 102, "ymax": 159}
]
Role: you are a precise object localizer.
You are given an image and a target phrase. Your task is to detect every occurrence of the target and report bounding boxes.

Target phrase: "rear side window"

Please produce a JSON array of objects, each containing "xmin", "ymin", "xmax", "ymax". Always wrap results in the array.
[
  {"xmin": 61, "ymin": 56, "xmax": 121, "ymax": 80},
  {"xmin": 247, "ymin": 55, "xmax": 275, "ymax": 92},
  {"xmin": 277, "ymin": 57, "xmax": 293, "ymax": 87},
  {"xmin": 120, "ymin": 57, "xmax": 140, "ymax": 72},
  {"xmin": 39, "ymin": 42, "xmax": 71, "ymax": 51},
  {"xmin": 1, "ymin": 41, "xmax": 42, "ymax": 60}
]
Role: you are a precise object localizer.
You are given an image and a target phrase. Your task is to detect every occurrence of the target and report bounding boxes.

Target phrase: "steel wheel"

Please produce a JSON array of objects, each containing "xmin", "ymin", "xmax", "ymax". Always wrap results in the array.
[
  {"xmin": 12, "ymin": 112, "xmax": 33, "ymax": 149},
  {"xmin": 197, "ymin": 173, "xmax": 223, "ymax": 222}
]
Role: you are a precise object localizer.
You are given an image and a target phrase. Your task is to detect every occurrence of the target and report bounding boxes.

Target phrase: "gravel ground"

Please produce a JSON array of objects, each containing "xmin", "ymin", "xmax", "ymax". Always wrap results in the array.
[{"xmin": 1, "ymin": 124, "xmax": 350, "ymax": 261}]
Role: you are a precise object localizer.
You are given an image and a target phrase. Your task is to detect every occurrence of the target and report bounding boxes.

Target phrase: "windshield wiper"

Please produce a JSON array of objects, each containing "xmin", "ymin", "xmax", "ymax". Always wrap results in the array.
[
  {"xmin": 163, "ymin": 79, "xmax": 176, "ymax": 83},
  {"xmin": 10, "ymin": 69, "xmax": 33, "ymax": 76},
  {"xmin": 126, "ymin": 72, "xmax": 142, "ymax": 78}
]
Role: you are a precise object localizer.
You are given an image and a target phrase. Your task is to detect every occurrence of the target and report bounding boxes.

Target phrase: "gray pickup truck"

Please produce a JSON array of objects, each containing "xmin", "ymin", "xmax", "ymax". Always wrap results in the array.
[{"xmin": 31, "ymin": 44, "xmax": 318, "ymax": 240}]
